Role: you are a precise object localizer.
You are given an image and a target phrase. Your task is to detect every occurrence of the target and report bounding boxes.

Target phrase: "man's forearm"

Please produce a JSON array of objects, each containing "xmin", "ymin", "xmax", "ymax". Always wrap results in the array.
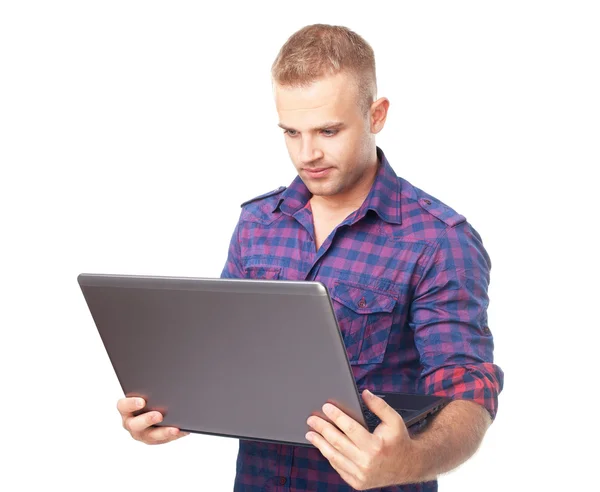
[{"xmin": 408, "ymin": 399, "xmax": 492, "ymax": 483}]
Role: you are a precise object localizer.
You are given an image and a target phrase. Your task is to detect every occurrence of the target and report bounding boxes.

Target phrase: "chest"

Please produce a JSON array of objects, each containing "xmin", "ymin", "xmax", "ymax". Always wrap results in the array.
[
  {"xmin": 239, "ymin": 209, "xmax": 429, "ymax": 293},
  {"xmin": 237, "ymin": 213, "xmax": 426, "ymax": 374}
]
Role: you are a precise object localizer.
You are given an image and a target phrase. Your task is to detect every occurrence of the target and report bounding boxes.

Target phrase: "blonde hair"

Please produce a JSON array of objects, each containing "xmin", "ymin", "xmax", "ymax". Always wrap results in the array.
[{"xmin": 271, "ymin": 24, "xmax": 377, "ymax": 115}]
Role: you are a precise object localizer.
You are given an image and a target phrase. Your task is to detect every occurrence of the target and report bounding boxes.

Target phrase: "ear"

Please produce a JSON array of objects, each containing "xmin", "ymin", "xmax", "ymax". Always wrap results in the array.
[{"xmin": 370, "ymin": 97, "xmax": 390, "ymax": 134}]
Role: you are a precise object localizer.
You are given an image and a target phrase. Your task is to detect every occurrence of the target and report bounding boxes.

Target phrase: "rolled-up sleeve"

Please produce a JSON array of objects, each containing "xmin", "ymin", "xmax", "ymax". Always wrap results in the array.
[{"xmin": 410, "ymin": 222, "xmax": 504, "ymax": 420}]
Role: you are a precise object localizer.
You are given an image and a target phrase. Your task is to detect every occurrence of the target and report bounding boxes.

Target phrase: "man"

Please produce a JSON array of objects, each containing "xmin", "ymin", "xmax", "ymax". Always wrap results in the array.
[{"xmin": 117, "ymin": 24, "xmax": 503, "ymax": 491}]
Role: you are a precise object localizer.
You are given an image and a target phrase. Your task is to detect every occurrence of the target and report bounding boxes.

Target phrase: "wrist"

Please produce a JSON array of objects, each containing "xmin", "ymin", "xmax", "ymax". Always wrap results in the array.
[{"xmin": 405, "ymin": 438, "xmax": 436, "ymax": 484}]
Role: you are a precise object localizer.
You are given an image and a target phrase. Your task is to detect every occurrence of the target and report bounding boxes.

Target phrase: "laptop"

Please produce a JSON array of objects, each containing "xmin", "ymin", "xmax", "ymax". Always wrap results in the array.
[{"xmin": 78, "ymin": 273, "xmax": 449, "ymax": 447}]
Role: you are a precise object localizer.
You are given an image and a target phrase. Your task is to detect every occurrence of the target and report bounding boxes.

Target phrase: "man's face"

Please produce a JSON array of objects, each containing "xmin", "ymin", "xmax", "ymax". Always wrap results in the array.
[{"xmin": 274, "ymin": 72, "xmax": 376, "ymax": 200}]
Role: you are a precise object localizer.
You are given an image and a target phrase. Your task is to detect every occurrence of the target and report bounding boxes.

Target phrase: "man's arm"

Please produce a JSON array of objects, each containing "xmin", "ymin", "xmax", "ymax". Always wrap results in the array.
[
  {"xmin": 410, "ymin": 399, "xmax": 491, "ymax": 482},
  {"xmin": 408, "ymin": 221, "xmax": 503, "ymax": 477},
  {"xmin": 220, "ymin": 213, "xmax": 245, "ymax": 279}
]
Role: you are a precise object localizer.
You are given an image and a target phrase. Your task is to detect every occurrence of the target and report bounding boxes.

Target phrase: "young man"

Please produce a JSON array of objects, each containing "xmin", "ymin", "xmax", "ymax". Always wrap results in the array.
[{"xmin": 117, "ymin": 24, "xmax": 503, "ymax": 491}]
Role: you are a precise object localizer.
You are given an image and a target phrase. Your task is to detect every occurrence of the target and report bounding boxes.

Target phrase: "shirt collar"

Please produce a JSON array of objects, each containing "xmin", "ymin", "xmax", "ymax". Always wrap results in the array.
[{"xmin": 274, "ymin": 146, "xmax": 402, "ymax": 225}]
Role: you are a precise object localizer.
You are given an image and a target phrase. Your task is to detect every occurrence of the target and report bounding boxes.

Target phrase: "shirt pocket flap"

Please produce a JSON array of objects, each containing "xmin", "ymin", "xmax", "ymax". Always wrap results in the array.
[
  {"xmin": 330, "ymin": 282, "xmax": 397, "ymax": 314},
  {"xmin": 244, "ymin": 266, "xmax": 281, "ymax": 280}
]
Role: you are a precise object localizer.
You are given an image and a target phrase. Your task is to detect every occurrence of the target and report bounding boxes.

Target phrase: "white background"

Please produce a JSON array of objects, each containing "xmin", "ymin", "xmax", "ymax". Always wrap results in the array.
[{"xmin": 1, "ymin": 1, "xmax": 598, "ymax": 491}]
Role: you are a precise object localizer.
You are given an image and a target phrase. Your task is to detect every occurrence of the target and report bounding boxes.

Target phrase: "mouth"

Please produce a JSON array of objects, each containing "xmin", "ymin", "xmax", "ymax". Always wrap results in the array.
[{"xmin": 303, "ymin": 167, "xmax": 333, "ymax": 179}]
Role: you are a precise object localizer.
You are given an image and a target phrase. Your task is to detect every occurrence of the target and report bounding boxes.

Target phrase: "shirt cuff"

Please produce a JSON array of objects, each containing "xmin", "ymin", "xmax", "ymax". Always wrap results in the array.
[{"xmin": 423, "ymin": 362, "xmax": 504, "ymax": 420}]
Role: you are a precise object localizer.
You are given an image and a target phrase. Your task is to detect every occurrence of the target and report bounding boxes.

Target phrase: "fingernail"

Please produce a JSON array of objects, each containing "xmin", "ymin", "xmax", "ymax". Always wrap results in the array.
[{"xmin": 136, "ymin": 398, "xmax": 144, "ymax": 408}]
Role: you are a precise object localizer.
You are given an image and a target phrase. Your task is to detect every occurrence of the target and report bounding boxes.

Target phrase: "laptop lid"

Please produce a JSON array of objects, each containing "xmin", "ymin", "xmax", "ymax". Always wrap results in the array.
[{"xmin": 78, "ymin": 273, "xmax": 447, "ymax": 447}]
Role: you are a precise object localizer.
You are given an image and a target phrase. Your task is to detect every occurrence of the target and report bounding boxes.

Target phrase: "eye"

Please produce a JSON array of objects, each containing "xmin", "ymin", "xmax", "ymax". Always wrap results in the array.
[
  {"xmin": 322, "ymin": 129, "xmax": 338, "ymax": 137},
  {"xmin": 284, "ymin": 129, "xmax": 298, "ymax": 137}
]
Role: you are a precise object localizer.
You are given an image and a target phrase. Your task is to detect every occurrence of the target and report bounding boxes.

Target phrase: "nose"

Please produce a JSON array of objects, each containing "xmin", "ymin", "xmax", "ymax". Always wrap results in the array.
[{"xmin": 298, "ymin": 136, "xmax": 324, "ymax": 165}]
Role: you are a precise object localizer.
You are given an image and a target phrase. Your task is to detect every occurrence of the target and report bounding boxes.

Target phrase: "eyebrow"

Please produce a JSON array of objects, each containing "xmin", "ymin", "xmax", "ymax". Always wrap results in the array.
[{"xmin": 277, "ymin": 121, "xmax": 345, "ymax": 132}]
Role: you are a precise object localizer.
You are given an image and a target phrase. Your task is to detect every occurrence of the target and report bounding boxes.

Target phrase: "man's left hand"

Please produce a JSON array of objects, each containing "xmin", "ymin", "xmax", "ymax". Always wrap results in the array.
[{"xmin": 306, "ymin": 389, "xmax": 419, "ymax": 490}]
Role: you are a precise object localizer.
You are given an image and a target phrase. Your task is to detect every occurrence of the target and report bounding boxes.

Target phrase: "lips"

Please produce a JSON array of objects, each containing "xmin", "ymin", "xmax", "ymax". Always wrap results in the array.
[{"xmin": 304, "ymin": 167, "xmax": 332, "ymax": 178}]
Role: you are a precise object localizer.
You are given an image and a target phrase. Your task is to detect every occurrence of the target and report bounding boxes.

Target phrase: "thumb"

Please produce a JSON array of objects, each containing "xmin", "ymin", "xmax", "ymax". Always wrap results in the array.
[{"xmin": 363, "ymin": 390, "xmax": 402, "ymax": 428}]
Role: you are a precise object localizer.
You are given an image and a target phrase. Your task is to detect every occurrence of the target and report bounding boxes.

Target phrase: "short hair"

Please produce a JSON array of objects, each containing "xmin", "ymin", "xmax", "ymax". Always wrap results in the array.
[{"xmin": 271, "ymin": 24, "xmax": 377, "ymax": 115}]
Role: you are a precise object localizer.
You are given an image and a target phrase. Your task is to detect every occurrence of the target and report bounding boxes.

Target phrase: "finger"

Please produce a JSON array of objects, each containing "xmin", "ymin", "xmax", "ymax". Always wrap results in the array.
[
  {"xmin": 320, "ymin": 403, "xmax": 372, "ymax": 449},
  {"xmin": 362, "ymin": 390, "xmax": 402, "ymax": 429},
  {"xmin": 117, "ymin": 397, "xmax": 145, "ymax": 416},
  {"xmin": 125, "ymin": 410, "xmax": 164, "ymax": 434},
  {"xmin": 140, "ymin": 426, "xmax": 190, "ymax": 444},
  {"xmin": 308, "ymin": 414, "xmax": 361, "ymax": 461},
  {"xmin": 306, "ymin": 431, "xmax": 361, "ymax": 480}
]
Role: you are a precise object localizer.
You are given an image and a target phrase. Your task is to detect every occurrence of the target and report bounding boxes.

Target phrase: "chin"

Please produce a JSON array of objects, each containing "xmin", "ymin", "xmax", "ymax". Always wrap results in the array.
[{"xmin": 305, "ymin": 182, "xmax": 343, "ymax": 197}]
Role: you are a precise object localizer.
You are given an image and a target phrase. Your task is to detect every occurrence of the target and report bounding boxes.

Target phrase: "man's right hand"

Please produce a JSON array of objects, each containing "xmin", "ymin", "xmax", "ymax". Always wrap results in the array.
[{"xmin": 117, "ymin": 397, "xmax": 190, "ymax": 445}]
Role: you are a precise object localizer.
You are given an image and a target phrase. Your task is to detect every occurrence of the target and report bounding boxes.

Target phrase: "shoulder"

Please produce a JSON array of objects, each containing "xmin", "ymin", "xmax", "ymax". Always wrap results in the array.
[
  {"xmin": 238, "ymin": 186, "xmax": 287, "ymax": 225},
  {"xmin": 395, "ymin": 178, "xmax": 489, "ymax": 270},
  {"xmin": 240, "ymin": 186, "xmax": 287, "ymax": 208},
  {"xmin": 416, "ymin": 191, "xmax": 466, "ymax": 228},
  {"xmin": 400, "ymin": 177, "xmax": 466, "ymax": 228}
]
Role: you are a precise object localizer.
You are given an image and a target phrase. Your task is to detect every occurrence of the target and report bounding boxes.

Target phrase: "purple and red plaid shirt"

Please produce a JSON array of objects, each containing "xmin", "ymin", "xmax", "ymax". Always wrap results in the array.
[{"xmin": 220, "ymin": 147, "xmax": 504, "ymax": 492}]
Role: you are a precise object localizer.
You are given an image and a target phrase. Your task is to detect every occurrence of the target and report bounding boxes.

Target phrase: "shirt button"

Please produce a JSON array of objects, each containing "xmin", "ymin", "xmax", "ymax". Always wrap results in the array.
[
  {"xmin": 482, "ymin": 326, "xmax": 491, "ymax": 335},
  {"xmin": 358, "ymin": 298, "xmax": 367, "ymax": 308},
  {"xmin": 423, "ymin": 199, "xmax": 432, "ymax": 205},
  {"xmin": 278, "ymin": 477, "xmax": 287, "ymax": 485}
]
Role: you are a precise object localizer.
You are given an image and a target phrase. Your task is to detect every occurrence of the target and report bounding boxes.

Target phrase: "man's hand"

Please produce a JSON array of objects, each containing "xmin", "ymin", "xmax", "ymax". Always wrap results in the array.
[
  {"xmin": 118, "ymin": 397, "xmax": 190, "ymax": 445},
  {"xmin": 306, "ymin": 389, "xmax": 421, "ymax": 490}
]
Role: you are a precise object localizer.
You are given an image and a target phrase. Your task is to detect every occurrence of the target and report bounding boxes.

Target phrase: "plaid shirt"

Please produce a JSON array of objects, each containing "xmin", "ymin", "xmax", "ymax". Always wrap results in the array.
[{"xmin": 220, "ymin": 147, "xmax": 504, "ymax": 492}]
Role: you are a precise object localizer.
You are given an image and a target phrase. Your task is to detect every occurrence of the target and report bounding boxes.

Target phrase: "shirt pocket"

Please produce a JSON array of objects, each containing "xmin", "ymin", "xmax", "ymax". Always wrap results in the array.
[
  {"xmin": 330, "ymin": 281, "xmax": 397, "ymax": 365},
  {"xmin": 244, "ymin": 266, "xmax": 281, "ymax": 280}
]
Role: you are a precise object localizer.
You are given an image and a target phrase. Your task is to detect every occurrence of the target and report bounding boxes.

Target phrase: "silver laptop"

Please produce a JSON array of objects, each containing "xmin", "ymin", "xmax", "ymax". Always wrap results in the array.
[{"xmin": 78, "ymin": 273, "xmax": 449, "ymax": 447}]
